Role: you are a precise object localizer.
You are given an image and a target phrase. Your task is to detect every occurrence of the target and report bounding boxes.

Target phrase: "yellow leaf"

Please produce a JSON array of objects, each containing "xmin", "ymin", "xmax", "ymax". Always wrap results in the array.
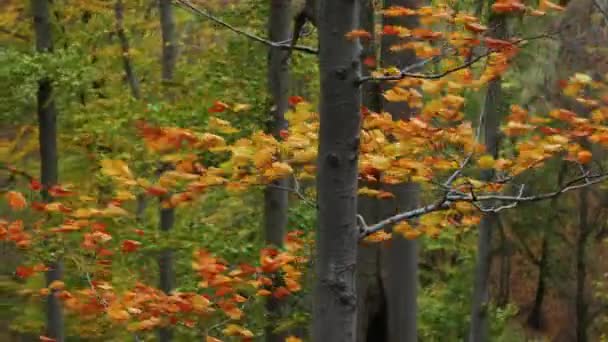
[
  {"xmin": 48, "ymin": 280, "xmax": 65, "ymax": 290},
  {"xmin": 100, "ymin": 159, "xmax": 133, "ymax": 179},
  {"xmin": 477, "ymin": 155, "xmax": 495, "ymax": 169}
]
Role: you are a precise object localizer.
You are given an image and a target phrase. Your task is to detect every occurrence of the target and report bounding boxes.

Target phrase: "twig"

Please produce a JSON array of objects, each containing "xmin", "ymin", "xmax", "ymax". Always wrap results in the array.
[
  {"xmin": 593, "ymin": 0, "xmax": 608, "ymax": 23},
  {"xmin": 174, "ymin": 0, "xmax": 318, "ymax": 54}
]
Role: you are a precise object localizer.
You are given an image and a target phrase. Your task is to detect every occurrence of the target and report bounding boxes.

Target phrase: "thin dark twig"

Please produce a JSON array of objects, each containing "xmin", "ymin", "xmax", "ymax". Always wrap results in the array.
[{"xmin": 174, "ymin": 0, "xmax": 318, "ymax": 54}]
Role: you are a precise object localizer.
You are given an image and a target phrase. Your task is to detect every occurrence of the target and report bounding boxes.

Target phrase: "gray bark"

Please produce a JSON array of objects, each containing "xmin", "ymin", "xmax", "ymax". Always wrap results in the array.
[
  {"xmin": 314, "ymin": 0, "xmax": 361, "ymax": 340},
  {"xmin": 264, "ymin": 1, "xmax": 291, "ymax": 341},
  {"xmin": 159, "ymin": 0, "xmax": 177, "ymax": 82},
  {"xmin": 468, "ymin": 14, "xmax": 506, "ymax": 342},
  {"xmin": 158, "ymin": 2, "xmax": 177, "ymax": 341},
  {"xmin": 576, "ymin": 187, "xmax": 589, "ymax": 342},
  {"xmin": 378, "ymin": 1, "xmax": 421, "ymax": 340},
  {"xmin": 32, "ymin": 0, "xmax": 63, "ymax": 340},
  {"xmin": 158, "ymin": 205, "xmax": 174, "ymax": 341},
  {"xmin": 356, "ymin": 1, "xmax": 386, "ymax": 340},
  {"xmin": 115, "ymin": 0, "xmax": 141, "ymax": 99}
]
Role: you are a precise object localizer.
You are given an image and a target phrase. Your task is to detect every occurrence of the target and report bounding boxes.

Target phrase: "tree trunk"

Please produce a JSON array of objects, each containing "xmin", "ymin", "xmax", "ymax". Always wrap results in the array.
[
  {"xmin": 264, "ymin": 1, "xmax": 291, "ymax": 341},
  {"xmin": 468, "ymin": 13, "xmax": 506, "ymax": 342},
  {"xmin": 158, "ymin": 1, "xmax": 177, "ymax": 340},
  {"xmin": 159, "ymin": 0, "xmax": 177, "ymax": 82},
  {"xmin": 158, "ymin": 205, "xmax": 174, "ymax": 341},
  {"xmin": 356, "ymin": 1, "xmax": 386, "ymax": 341},
  {"xmin": 314, "ymin": 0, "xmax": 361, "ymax": 339},
  {"xmin": 32, "ymin": 0, "xmax": 63, "ymax": 340},
  {"xmin": 576, "ymin": 187, "xmax": 589, "ymax": 342},
  {"xmin": 378, "ymin": 1, "xmax": 421, "ymax": 340},
  {"xmin": 527, "ymin": 234, "xmax": 548, "ymax": 329},
  {"xmin": 115, "ymin": 0, "xmax": 141, "ymax": 99}
]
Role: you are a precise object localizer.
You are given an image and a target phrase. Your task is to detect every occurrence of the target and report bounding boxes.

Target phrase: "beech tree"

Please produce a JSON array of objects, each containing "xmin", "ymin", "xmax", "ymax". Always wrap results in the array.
[{"xmin": 32, "ymin": 0, "xmax": 63, "ymax": 340}]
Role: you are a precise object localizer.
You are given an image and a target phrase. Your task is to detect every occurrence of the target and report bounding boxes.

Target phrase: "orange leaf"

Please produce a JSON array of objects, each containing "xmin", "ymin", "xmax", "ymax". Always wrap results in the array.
[
  {"xmin": 577, "ymin": 150, "xmax": 593, "ymax": 164},
  {"xmin": 6, "ymin": 191, "xmax": 27, "ymax": 211},
  {"xmin": 48, "ymin": 185, "xmax": 74, "ymax": 197},
  {"xmin": 29, "ymin": 179, "xmax": 42, "ymax": 191},
  {"xmin": 464, "ymin": 22, "xmax": 487, "ymax": 33},
  {"xmin": 39, "ymin": 336, "xmax": 57, "ymax": 342},
  {"xmin": 208, "ymin": 100, "xmax": 229, "ymax": 113},
  {"xmin": 345, "ymin": 29, "xmax": 372, "ymax": 40}
]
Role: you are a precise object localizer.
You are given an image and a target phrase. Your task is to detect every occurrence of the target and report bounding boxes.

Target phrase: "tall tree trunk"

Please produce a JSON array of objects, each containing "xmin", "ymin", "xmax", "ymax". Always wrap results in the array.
[
  {"xmin": 264, "ymin": 1, "xmax": 291, "ymax": 341},
  {"xmin": 356, "ymin": 1, "xmax": 386, "ymax": 340},
  {"xmin": 314, "ymin": 0, "xmax": 361, "ymax": 340},
  {"xmin": 527, "ymin": 234, "xmax": 548, "ymax": 329},
  {"xmin": 378, "ymin": 1, "xmax": 421, "ymax": 340},
  {"xmin": 115, "ymin": 0, "xmax": 141, "ymax": 100},
  {"xmin": 158, "ymin": 1, "xmax": 177, "ymax": 340},
  {"xmin": 159, "ymin": 0, "xmax": 177, "ymax": 82},
  {"xmin": 32, "ymin": 0, "xmax": 62, "ymax": 340},
  {"xmin": 468, "ymin": 13, "xmax": 506, "ymax": 342},
  {"xmin": 576, "ymin": 187, "xmax": 589, "ymax": 342}
]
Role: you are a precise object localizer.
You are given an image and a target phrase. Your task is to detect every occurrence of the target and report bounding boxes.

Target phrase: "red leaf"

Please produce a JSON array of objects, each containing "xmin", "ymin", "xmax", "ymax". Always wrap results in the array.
[
  {"xmin": 48, "ymin": 185, "xmax": 74, "ymax": 197},
  {"xmin": 15, "ymin": 266, "xmax": 34, "ymax": 279},
  {"xmin": 288, "ymin": 96, "xmax": 304, "ymax": 106},
  {"xmin": 121, "ymin": 240, "xmax": 141, "ymax": 253},
  {"xmin": 273, "ymin": 286, "xmax": 291, "ymax": 299},
  {"xmin": 30, "ymin": 179, "xmax": 42, "ymax": 191},
  {"xmin": 208, "ymin": 101, "xmax": 229, "ymax": 113}
]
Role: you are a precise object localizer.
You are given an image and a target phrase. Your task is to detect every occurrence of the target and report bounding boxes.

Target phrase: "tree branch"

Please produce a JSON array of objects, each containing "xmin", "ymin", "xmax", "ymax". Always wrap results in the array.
[{"xmin": 174, "ymin": 0, "xmax": 318, "ymax": 54}]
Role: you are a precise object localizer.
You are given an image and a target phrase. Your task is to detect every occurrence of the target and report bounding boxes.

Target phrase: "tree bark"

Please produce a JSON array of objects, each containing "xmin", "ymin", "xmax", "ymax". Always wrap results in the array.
[
  {"xmin": 158, "ymin": 1, "xmax": 177, "ymax": 341},
  {"xmin": 264, "ymin": 1, "xmax": 291, "ymax": 341},
  {"xmin": 159, "ymin": 0, "xmax": 177, "ymax": 82},
  {"xmin": 115, "ymin": 0, "xmax": 141, "ymax": 99},
  {"xmin": 576, "ymin": 187, "xmax": 589, "ymax": 342},
  {"xmin": 32, "ymin": 0, "xmax": 63, "ymax": 340},
  {"xmin": 378, "ymin": 1, "xmax": 421, "ymax": 340},
  {"xmin": 158, "ymin": 205, "xmax": 174, "ymax": 341},
  {"xmin": 356, "ymin": 1, "xmax": 386, "ymax": 341},
  {"xmin": 314, "ymin": 0, "xmax": 361, "ymax": 339},
  {"xmin": 468, "ymin": 13, "xmax": 506, "ymax": 342},
  {"xmin": 527, "ymin": 234, "xmax": 548, "ymax": 329}
]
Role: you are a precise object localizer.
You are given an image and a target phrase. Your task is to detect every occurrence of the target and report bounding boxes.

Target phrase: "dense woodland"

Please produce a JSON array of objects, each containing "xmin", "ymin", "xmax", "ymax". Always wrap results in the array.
[{"xmin": 2, "ymin": 0, "xmax": 608, "ymax": 341}]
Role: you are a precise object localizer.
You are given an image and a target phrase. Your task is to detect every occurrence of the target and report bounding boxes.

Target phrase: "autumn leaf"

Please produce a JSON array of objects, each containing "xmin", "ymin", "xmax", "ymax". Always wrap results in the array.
[
  {"xmin": 288, "ymin": 96, "xmax": 304, "ymax": 107},
  {"xmin": 577, "ymin": 150, "xmax": 593, "ymax": 164},
  {"xmin": 285, "ymin": 337, "xmax": 302, "ymax": 342},
  {"xmin": 464, "ymin": 22, "xmax": 487, "ymax": 33},
  {"xmin": 345, "ymin": 29, "xmax": 372, "ymax": 40},
  {"xmin": 39, "ymin": 336, "xmax": 57, "ymax": 342},
  {"xmin": 477, "ymin": 155, "xmax": 496, "ymax": 169},
  {"xmin": 100, "ymin": 159, "xmax": 133, "ymax": 179},
  {"xmin": 48, "ymin": 280, "xmax": 65, "ymax": 291},
  {"xmin": 222, "ymin": 324, "xmax": 253, "ymax": 338},
  {"xmin": 6, "ymin": 191, "xmax": 27, "ymax": 211},
  {"xmin": 208, "ymin": 100, "xmax": 229, "ymax": 113},
  {"xmin": 29, "ymin": 179, "xmax": 42, "ymax": 191},
  {"xmin": 121, "ymin": 240, "xmax": 141, "ymax": 253},
  {"xmin": 48, "ymin": 185, "xmax": 74, "ymax": 197},
  {"xmin": 15, "ymin": 265, "xmax": 34, "ymax": 279}
]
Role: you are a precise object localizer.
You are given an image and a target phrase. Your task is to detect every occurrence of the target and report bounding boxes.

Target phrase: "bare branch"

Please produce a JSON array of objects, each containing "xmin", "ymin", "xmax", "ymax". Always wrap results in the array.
[
  {"xmin": 593, "ymin": 0, "xmax": 608, "ymax": 23},
  {"xmin": 174, "ymin": 0, "xmax": 318, "ymax": 54},
  {"xmin": 358, "ymin": 32, "xmax": 557, "ymax": 84}
]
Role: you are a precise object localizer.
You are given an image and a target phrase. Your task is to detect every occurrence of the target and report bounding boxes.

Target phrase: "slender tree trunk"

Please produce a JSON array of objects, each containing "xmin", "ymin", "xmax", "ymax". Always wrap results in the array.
[
  {"xmin": 576, "ymin": 187, "xmax": 589, "ymax": 342},
  {"xmin": 115, "ymin": 0, "xmax": 141, "ymax": 99},
  {"xmin": 32, "ymin": 0, "xmax": 62, "ymax": 340},
  {"xmin": 527, "ymin": 234, "xmax": 548, "ymax": 329},
  {"xmin": 378, "ymin": 1, "xmax": 421, "ymax": 340},
  {"xmin": 314, "ymin": 0, "xmax": 361, "ymax": 340},
  {"xmin": 264, "ymin": 1, "xmax": 291, "ymax": 341},
  {"xmin": 158, "ymin": 1, "xmax": 177, "ymax": 340},
  {"xmin": 159, "ymin": 0, "xmax": 177, "ymax": 82},
  {"xmin": 496, "ymin": 219, "xmax": 511, "ymax": 308},
  {"xmin": 468, "ymin": 13, "xmax": 506, "ymax": 342}
]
